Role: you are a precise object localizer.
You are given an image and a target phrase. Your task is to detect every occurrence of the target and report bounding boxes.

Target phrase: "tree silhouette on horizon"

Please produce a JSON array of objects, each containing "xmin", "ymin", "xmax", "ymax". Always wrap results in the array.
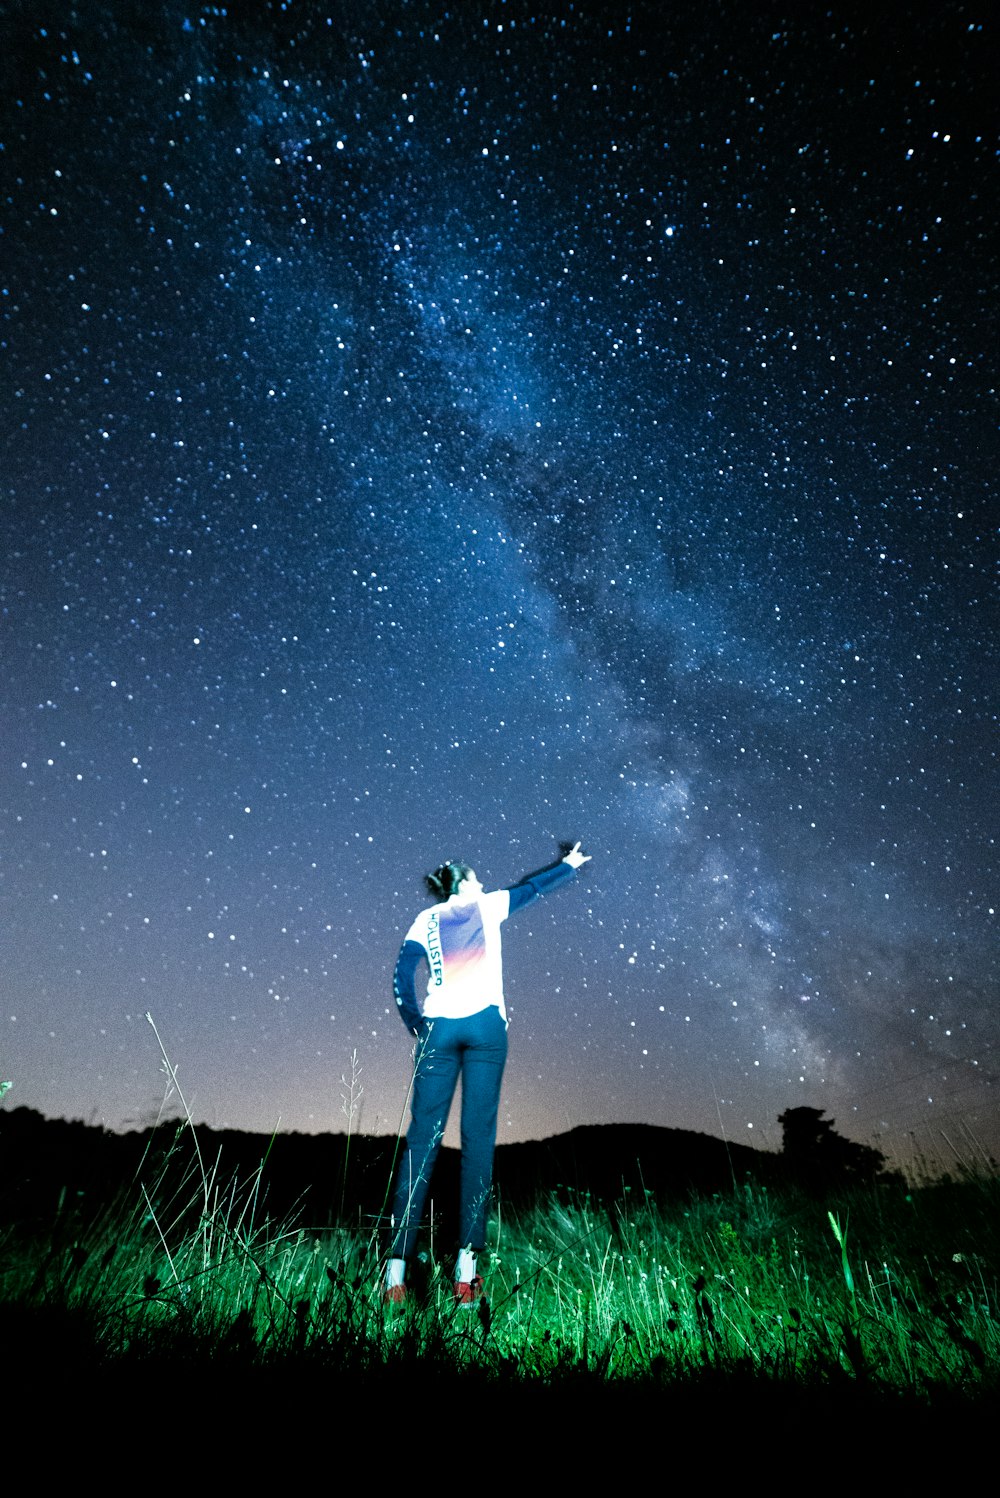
[{"xmin": 778, "ymin": 1106, "xmax": 888, "ymax": 1188}]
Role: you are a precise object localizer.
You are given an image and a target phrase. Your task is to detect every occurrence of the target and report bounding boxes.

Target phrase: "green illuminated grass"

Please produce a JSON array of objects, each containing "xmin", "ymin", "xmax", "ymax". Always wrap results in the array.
[{"xmin": 2, "ymin": 1115, "xmax": 996, "ymax": 1412}]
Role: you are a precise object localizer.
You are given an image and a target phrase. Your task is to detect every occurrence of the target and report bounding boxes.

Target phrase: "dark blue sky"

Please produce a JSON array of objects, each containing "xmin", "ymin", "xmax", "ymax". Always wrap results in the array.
[{"xmin": 2, "ymin": 0, "xmax": 995, "ymax": 1169}]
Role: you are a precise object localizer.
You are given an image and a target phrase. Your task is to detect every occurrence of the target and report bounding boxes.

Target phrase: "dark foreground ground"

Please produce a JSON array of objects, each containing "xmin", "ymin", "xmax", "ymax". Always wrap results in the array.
[{"xmin": 6, "ymin": 1297, "xmax": 992, "ymax": 1472}]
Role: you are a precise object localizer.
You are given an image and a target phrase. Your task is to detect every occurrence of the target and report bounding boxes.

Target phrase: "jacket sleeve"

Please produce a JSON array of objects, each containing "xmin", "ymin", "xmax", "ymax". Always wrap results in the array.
[
  {"xmin": 393, "ymin": 940, "xmax": 427, "ymax": 1036},
  {"xmin": 507, "ymin": 858, "xmax": 578, "ymax": 916}
]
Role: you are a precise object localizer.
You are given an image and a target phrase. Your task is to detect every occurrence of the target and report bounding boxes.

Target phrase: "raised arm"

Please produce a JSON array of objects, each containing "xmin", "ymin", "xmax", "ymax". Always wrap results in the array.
[{"xmin": 507, "ymin": 841, "xmax": 591, "ymax": 915}]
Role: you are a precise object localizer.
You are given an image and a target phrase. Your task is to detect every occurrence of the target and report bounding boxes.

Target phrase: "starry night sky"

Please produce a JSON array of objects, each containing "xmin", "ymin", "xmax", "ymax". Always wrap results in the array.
[{"xmin": 2, "ymin": 0, "xmax": 996, "ymax": 1167}]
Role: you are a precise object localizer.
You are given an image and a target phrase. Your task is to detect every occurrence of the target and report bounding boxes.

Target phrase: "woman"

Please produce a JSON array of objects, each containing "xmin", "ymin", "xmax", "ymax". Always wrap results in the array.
[{"xmin": 384, "ymin": 841, "xmax": 591, "ymax": 1304}]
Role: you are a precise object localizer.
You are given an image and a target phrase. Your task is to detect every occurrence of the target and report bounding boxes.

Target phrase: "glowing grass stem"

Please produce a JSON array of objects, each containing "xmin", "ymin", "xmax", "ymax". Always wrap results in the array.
[{"xmin": 827, "ymin": 1209, "xmax": 859, "ymax": 1321}]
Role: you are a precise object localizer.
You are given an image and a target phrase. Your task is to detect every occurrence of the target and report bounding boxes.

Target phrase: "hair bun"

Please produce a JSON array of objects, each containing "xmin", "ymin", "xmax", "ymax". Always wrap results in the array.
[{"xmin": 425, "ymin": 861, "xmax": 472, "ymax": 899}]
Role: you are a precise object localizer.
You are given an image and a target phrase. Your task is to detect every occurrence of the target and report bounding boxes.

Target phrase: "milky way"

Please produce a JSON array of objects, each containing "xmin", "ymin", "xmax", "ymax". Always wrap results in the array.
[{"xmin": 2, "ymin": 1, "xmax": 995, "ymax": 1169}]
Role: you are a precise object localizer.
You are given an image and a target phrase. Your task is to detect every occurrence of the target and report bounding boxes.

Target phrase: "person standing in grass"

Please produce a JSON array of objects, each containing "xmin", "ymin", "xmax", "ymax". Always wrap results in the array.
[{"xmin": 384, "ymin": 840, "xmax": 591, "ymax": 1305}]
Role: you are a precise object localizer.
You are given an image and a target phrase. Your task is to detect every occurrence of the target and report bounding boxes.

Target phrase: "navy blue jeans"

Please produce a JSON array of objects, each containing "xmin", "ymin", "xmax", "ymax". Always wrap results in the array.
[{"xmin": 389, "ymin": 1004, "xmax": 508, "ymax": 1259}]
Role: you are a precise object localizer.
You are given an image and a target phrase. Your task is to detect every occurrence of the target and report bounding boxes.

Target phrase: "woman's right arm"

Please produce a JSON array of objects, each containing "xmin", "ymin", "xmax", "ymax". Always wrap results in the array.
[
  {"xmin": 393, "ymin": 940, "xmax": 427, "ymax": 1035},
  {"xmin": 507, "ymin": 843, "xmax": 590, "ymax": 915}
]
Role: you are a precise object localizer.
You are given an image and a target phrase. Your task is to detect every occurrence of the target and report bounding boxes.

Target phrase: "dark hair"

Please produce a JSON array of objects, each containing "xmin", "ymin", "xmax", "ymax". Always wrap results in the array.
[{"xmin": 425, "ymin": 861, "xmax": 473, "ymax": 900}]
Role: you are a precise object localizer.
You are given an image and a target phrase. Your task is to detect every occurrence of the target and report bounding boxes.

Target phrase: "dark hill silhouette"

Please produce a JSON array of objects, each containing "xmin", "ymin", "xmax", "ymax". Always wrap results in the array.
[
  {"xmin": 0, "ymin": 1105, "xmax": 884, "ymax": 1240},
  {"xmin": 496, "ymin": 1123, "xmax": 773, "ymax": 1209},
  {"xmin": 0, "ymin": 1106, "xmax": 775, "ymax": 1234}
]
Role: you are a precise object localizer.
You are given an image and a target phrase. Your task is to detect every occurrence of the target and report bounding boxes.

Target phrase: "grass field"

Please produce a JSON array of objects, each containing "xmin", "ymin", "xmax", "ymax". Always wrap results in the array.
[{"xmin": 2, "ymin": 1105, "xmax": 996, "ymax": 1430}]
